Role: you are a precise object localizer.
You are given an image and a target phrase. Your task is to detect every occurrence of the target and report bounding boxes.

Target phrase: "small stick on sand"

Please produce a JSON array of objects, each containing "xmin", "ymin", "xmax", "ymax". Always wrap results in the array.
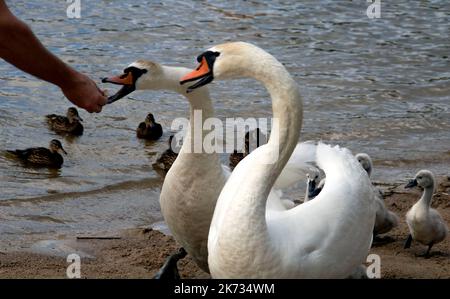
[{"xmin": 76, "ymin": 236, "xmax": 121, "ymax": 240}]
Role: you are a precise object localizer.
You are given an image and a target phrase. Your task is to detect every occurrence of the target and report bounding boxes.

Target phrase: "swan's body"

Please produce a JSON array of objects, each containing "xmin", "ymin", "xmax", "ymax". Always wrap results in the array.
[
  {"xmin": 103, "ymin": 60, "xmax": 311, "ymax": 273},
  {"xmin": 181, "ymin": 42, "xmax": 376, "ymax": 278},
  {"xmin": 405, "ymin": 170, "xmax": 448, "ymax": 255}
]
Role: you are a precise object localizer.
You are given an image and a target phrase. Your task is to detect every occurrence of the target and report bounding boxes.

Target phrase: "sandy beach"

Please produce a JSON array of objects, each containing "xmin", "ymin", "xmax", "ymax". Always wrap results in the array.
[{"xmin": 1, "ymin": 176, "xmax": 449, "ymax": 279}]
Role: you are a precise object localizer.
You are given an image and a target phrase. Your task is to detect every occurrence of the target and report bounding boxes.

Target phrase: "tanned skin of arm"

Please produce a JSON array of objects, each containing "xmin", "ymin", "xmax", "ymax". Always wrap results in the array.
[{"xmin": 0, "ymin": 1, "xmax": 106, "ymax": 112}]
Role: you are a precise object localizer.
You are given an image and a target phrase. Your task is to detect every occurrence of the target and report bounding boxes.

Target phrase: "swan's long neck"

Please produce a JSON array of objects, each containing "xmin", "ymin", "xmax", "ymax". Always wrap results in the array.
[
  {"xmin": 145, "ymin": 66, "xmax": 216, "ymax": 154},
  {"xmin": 264, "ymin": 75, "xmax": 303, "ymax": 184},
  {"xmin": 221, "ymin": 49, "xmax": 303, "ymax": 226},
  {"xmin": 419, "ymin": 185, "xmax": 434, "ymax": 209},
  {"xmin": 254, "ymin": 64, "xmax": 303, "ymax": 221},
  {"xmin": 184, "ymin": 92, "xmax": 215, "ymax": 155}
]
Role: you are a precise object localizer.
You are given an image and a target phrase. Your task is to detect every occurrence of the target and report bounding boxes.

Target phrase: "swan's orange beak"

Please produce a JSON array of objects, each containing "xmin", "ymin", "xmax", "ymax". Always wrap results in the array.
[
  {"xmin": 102, "ymin": 72, "xmax": 134, "ymax": 86},
  {"xmin": 102, "ymin": 71, "xmax": 136, "ymax": 104},
  {"xmin": 180, "ymin": 57, "xmax": 210, "ymax": 84}
]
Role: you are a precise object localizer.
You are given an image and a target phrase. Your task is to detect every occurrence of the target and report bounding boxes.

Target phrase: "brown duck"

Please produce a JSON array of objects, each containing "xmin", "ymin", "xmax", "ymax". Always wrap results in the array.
[
  {"xmin": 7, "ymin": 139, "xmax": 67, "ymax": 168},
  {"xmin": 136, "ymin": 113, "xmax": 163, "ymax": 140},
  {"xmin": 155, "ymin": 135, "xmax": 178, "ymax": 172},
  {"xmin": 46, "ymin": 107, "xmax": 83, "ymax": 136}
]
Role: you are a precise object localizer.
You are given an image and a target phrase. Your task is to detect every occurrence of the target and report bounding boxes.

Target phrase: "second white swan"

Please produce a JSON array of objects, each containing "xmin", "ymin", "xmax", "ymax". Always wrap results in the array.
[{"xmin": 181, "ymin": 42, "xmax": 376, "ymax": 278}]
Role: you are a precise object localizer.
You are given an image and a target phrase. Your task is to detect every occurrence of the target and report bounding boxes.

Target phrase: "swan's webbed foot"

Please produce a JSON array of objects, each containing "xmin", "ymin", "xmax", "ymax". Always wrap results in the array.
[
  {"xmin": 420, "ymin": 243, "xmax": 434, "ymax": 258},
  {"xmin": 152, "ymin": 247, "xmax": 188, "ymax": 280},
  {"xmin": 413, "ymin": 243, "xmax": 434, "ymax": 258},
  {"xmin": 425, "ymin": 243, "xmax": 434, "ymax": 256},
  {"xmin": 372, "ymin": 235, "xmax": 395, "ymax": 246},
  {"xmin": 404, "ymin": 234, "xmax": 413, "ymax": 249}
]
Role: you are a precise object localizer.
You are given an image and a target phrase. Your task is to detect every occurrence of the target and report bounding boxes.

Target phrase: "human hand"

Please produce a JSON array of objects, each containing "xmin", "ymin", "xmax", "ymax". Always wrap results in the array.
[{"xmin": 60, "ymin": 72, "xmax": 107, "ymax": 113}]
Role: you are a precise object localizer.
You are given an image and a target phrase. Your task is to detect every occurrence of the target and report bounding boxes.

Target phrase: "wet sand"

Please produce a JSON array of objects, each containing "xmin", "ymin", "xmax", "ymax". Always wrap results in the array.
[{"xmin": 1, "ymin": 176, "xmax": 449, "ymax": 279}]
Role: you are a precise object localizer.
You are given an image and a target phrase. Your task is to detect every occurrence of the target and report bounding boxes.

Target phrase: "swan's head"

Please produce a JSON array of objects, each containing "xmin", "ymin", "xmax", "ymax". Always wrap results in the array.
[
  {"xmin": 102, "ymin": 60, "xmax": 166, "ymax": 103},
  {"xmin": 355, "ymin": 153, "xmax": 373, "ymax": 177},
  {"xmin": 306, "ymin": 172, "xmax": 320, "ymax": 184},
  {"xmin": 180, "ymin": 42, "xmax": 268, "ymax": 92},
  {"xmin": 405, "ymin": 169, "xmax": 436, "ymax": 190}
]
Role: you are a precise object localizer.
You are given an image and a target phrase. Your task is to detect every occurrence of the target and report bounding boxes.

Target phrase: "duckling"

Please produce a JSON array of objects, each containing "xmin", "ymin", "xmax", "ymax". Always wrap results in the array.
[
  {"xmin": 229, "ymin": 129, "xmax": 263, "ymax": 170},
  {"xmin": 46, "ymin": 107, "xmax": 83, "ymax": 136},
  {"xmin": 404, "ymin": 170, "xmax": 448, "ymax": 257},
  {"xmin": 136, "ymin": 113, "xmax": 163, "ymax": 140},
  {"xmin": 155, "ymin": 135, "xmax": 178, "ymax": 172},
  {"xmin": 356, "ymin": 153, "xmax": 399, "ymax": 236},
  {"xmin": 7, "ymin": 139, "xmax": 67, "ymax": 168}
]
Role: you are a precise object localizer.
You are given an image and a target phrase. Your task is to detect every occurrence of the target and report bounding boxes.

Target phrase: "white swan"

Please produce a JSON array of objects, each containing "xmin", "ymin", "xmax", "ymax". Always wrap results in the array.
[
  {"xmin": 103, "ymin": 61, "xmax": 227, "ymax": 272},
  {"xmin": 180, "ymin": 42, "xmax": 376, "ymax": 278},
  {"xmin": 355, "ymin": 153, "xmax": 399, "ymax": 236},
  {"xmin": 404, "ymin": 170, "xmax": 448, "ymax": 256},
  {"xmin": 102, "ymin": 60, "xmax": 314, "ymax": 272}
]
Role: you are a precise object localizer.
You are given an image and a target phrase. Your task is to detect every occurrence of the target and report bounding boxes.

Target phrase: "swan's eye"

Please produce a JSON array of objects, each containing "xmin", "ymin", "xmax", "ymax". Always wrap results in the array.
[
  {"xmin": 418, "ymin": 176, "xmax": 422, "ymax": 179},
  {"xmin": 196, "ymin": 54, "xmax": 204, "ymax": 63},
  {"xmin": 315, "ymin": 175, "xmax": 318, "ymax": 179}
]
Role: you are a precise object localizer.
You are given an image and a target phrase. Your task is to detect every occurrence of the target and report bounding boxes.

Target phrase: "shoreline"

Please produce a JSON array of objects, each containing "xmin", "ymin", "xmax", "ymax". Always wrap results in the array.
[{"xmin": 0, "ymin": 176, "xmax": 449, "ymax": 279}]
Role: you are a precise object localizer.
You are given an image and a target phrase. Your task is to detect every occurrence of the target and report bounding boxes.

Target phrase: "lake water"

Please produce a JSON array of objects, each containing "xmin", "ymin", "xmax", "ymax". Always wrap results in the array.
[{"xmin": 0, "ymin": 0, "xmax": 449, "ymax": 248}]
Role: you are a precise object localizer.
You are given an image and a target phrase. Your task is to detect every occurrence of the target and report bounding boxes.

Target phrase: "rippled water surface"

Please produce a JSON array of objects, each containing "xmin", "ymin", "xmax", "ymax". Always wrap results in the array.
[{"xmin": 1, "ymin": 1, "xmax": 449, "ymax": 246}]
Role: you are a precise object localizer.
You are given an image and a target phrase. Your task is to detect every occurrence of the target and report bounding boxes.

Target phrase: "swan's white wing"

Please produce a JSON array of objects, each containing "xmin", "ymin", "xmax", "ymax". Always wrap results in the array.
[
  {"xmin": 274, "ymin": 141, "xmax": 320, "ymax": 189},
  {"xmin": 268, "ymin": 143, "xmax": 376, "ymax": 278},
  {"xmin": 266, "ymin": 189, "xmax": 287, "ymax": 211}
]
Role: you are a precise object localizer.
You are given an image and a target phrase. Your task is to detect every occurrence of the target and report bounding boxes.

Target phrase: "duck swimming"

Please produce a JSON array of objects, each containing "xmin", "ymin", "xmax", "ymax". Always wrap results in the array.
[
  {"xmin": 7, "ymin": 139, "xmax": 67, "ymax": 168},
  {"xmin": 404, "ymin": 170, "xmax": 448, "ymax": 257},
  {"xmin": 154, "ymin": 135, "xmax": 178, "ymax": 172},
  {"xmin": 46, "ymin": 107, "xmax": 83, "ymax": 136},
  {"xmin": 136, "ymin": 113, "xmax": 163, "ymax": 140}
]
